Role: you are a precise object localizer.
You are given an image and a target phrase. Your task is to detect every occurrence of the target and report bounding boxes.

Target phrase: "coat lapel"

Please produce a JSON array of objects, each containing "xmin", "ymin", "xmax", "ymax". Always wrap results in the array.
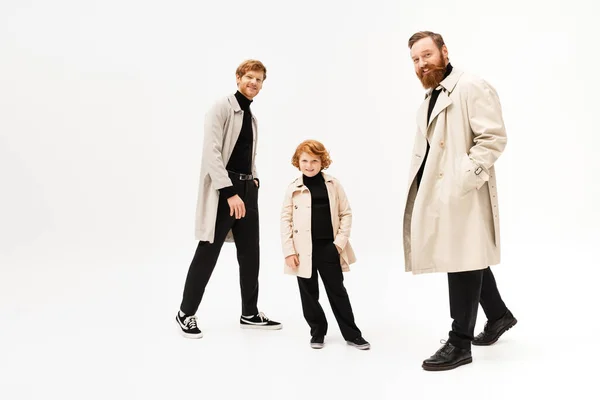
[
  {"xmin": 416, "ymin": 97, "xmax": 429, "ymax": 138},
  {"xmin": 417, "ymin": 87, "xmax": 452, "ymax": 139},
  {"xmin": 227, "ymin": 94, "xmax": 243, "ymax": 145},
  {"xmin": 427, "ymin": 89, "xmax": 452, "ymax": 129},
  {"xmin": 416, "ymin": 68, "xmax": 464, "ymax": 138},
  {"xmin": 321, "ymin": 172, "xmax": 333, "ymax": 183},
  {"xmin": 291, "ymin": 176, "xmax": 306, "ymax": 195}
]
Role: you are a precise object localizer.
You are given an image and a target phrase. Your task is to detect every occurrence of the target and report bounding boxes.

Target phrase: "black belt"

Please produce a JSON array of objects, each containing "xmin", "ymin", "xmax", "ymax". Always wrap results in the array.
[{"xmin": 227, "ymin": 170, "xmax": 254, "ymax": 181}]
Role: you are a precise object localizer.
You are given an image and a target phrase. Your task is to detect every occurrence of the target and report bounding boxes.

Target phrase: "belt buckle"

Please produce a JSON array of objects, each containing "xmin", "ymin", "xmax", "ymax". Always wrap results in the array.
[{"xmin": 228, "ymin": 170, "xmax": 252, "ymax": 180}]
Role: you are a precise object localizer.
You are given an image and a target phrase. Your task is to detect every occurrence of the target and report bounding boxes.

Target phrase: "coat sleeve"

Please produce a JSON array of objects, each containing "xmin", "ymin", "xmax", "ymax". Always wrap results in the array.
[
  {"xmin": 333, "ymin": 180, "xmax": 352, "ymax": 251},
  {"xmin": 466, "ymin": 79, "xmax": 508, "ymax": 188},
  {"xmin": 280, "ymin": 187, "xmax": 296, "ymax": 258},
  {"xmin": 203, "ymin": 100, "xmax": 234, "ymax": 190}
]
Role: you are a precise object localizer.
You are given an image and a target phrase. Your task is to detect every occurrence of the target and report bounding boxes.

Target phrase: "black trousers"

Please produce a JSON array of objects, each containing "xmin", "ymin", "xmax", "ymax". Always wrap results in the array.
[
  {"xmin": 180, "ymin": 175, "xmax": 260, "ymax": 316},
  {"xmin": 297, "ymin": 240, "xmax": 361, "ymax": 340},
  {"xmin": 447, "ymin": 267, "xmax": 508, "ymax": 350}
]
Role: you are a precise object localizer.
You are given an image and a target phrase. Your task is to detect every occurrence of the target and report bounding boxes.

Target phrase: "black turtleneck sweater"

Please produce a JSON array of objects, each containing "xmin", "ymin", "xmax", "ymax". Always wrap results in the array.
[
  {"xmin": 302, "ymin": 173, "xmax": 334, "ymax": 240},
  {"xmin": 228, "ymin": 91, "xmax": 253, "ymax": 174},
  {"xmin": 220, "ymin": 91, "xmax": 254, "ymax": 198},
  {"xmin": 416, "ymin": 63, "xmax": 453, "ymax": 188}
]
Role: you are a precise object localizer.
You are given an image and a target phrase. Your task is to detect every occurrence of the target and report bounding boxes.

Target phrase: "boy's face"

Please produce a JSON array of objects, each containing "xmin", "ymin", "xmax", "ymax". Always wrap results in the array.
[{"xmin": 299, "ymin": 152, "xmax": 322, "ymax": 177}]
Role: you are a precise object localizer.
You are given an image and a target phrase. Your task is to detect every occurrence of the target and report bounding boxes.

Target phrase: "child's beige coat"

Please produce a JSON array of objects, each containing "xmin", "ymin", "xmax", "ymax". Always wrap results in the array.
[{"xmin": 280, "ymin": 173, "xmax": 356, "ymax": 279}]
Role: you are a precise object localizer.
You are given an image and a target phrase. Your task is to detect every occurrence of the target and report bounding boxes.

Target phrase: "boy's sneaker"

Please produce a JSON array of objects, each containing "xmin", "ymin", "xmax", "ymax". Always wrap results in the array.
[
  {"xmin": 240, "ymin": 312, "xmax": 282, "ymax": 330},
  {"xmin": 310, "ymin": 336, "xmax": 325, "ymax": 349},
  {"xmin": 347, "ymin": 336, "xmax": 370, "ymax": 350},
  {"xmin": 176, "ymin": 312, "xmax": 203, "ymax": 339}
]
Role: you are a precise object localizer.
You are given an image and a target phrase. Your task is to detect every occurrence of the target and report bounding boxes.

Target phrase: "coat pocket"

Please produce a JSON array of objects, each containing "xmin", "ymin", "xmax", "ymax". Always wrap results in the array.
[{"xmin": 456, "ymin": 154, "xmax": 480, "ymax": 196}]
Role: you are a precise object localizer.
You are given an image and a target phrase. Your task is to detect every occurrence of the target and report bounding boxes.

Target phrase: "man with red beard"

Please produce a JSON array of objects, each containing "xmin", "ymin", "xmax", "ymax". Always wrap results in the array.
[
  {"xmin": 176, "ymin": 60, "xmax": 282, "ymax": 338},
  {"xmin": 403, "ymin": 32, "xmax": 517, "ymax": 371}
]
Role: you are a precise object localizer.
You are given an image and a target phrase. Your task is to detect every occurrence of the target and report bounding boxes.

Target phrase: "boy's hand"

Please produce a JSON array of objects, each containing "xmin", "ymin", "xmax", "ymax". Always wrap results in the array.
[
  {"xmin": 227, "ymin": 195, "xmax": 246, "ymax": 219},
  {"xmin": 285, "ymin": 255, "xmax": 299, "ymax": 269}
]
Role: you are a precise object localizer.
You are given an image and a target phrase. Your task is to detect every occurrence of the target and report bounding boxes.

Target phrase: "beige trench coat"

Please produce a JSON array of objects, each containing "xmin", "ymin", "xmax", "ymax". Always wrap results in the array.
[
  {"xmin": 280, "ymin": 173, "xmax": 357, "ymax": 278},
  {"xmin": 194, "ymin": 94, "xmax": 258, "ymax": 243},
  {"xmin": 403, "ymin": 68, "xmax": 507, "ymax": 274}
]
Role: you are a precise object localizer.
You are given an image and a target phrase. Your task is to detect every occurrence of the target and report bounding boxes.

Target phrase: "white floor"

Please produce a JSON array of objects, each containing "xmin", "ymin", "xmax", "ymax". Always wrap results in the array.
[{"xmin": 0, "ymin": 235, "xmax": 596, "ymax": 400}]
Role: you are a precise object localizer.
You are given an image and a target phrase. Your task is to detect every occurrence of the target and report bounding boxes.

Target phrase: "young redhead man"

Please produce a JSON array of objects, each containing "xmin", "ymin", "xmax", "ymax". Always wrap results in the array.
[
  {"xmin": 403, "ymin": 31, "xmax": 517, "ymax": 371},
  {"xmin": 280, "ymin": 140, "xmax": 369, "ymax": 350},
  {"xmin": 176, "ymin": 60, "xmax": 281, "ymax": 338}
]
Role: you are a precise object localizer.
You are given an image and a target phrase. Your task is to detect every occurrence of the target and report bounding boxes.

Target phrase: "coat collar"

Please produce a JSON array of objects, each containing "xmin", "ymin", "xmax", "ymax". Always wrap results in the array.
[
  {"xmin": 417, "ymin": 68, "xmax": 464, "ymax": 137},
  {"xmin": 227, "ymin": 93, "xmax": 257, "ymax": 121},
  {"xmin": 227, "ymin": 93, "xmax": 241, "ymax": 112},
  {"xmin": 423, "ymin": 67, "xmax": 463, "ymax": 99},
  {"xmin": 293, "ymin": 172, "xmax": 334, "ymax": 188}
]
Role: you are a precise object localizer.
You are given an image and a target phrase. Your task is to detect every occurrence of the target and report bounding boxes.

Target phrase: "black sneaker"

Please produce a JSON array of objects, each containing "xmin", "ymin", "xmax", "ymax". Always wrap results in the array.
[
  {"xmin": 176, "ymin": 312, "xmax": 203, "ymax": 339},
  {"xmin": 347, "ymin": 336, "xmax": 370, "ymax": 350},
  {"xmin": 240, "ymin": 312, "xmax": 282, "ymax": 330},
  {"xmin": 310, "ymin": 336, "xmax": 325, "ymax": 349}
]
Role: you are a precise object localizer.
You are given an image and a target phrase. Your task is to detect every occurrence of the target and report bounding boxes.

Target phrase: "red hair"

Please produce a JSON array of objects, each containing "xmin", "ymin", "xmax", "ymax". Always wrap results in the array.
[
  {"xmin": 235, "ymin": 59, "xmax": 267, "ymax": 80},
  {"xmin": 408, "ymin": 31, "xmax": 445, "ymax": 50},
  {"xmin": 291, "ymin": 140, "xmax": 332, "ymax": 170}
]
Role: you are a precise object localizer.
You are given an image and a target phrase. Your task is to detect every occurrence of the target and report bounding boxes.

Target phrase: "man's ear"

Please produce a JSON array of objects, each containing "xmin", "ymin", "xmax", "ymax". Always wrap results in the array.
[{"xmin": 442, "ymin": 45, "xmax": 449, "ymax": 62}]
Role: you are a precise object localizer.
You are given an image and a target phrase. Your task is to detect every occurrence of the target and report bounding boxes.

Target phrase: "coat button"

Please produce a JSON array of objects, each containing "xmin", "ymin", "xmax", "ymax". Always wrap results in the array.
[
  {"xmin": 294, "ymin": 205, "xmax": 298, "ymax": 209},
  {"xmin": 440, "ymin": 140, "xmax": 445, "ymax": 147},
  {"xmin": 438, "ymin": 172, "xmax": 443, "ymax": 178},
  {"xmin": 294, "ymin": 230, "xmax": 298, "ymax": 233}
]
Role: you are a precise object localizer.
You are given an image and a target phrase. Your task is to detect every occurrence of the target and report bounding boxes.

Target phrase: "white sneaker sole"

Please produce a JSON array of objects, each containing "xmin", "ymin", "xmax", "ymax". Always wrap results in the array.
[
  {"xmin": 240, "ymin": 323, "xmax": 282, "ymax": 330},
  {"xmin": 310, "ymin": 343, "xmax": 324, "ymax": 349},
  {"xmin": 176, "ymin": 320, "xmax": 203, "ymax": 339}
]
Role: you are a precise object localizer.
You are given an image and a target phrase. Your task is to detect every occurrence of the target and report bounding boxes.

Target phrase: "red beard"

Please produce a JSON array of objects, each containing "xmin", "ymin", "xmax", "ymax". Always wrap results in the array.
[{"xmin": 417, "ymin": 62, "xmax": 446, "ymax": 89}]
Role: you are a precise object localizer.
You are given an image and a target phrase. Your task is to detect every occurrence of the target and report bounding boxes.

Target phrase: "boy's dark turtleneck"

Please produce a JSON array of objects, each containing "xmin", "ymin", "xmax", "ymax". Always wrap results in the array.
[{"xmin": 303, "ymin": 172, "xmax": 334, "ymax": 240}]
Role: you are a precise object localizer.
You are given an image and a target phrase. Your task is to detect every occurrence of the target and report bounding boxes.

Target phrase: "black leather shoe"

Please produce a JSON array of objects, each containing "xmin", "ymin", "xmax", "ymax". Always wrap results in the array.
[
  {"xmin": 472, "ymin": 310, "xmax": 517, "ymax": 346},
  {"xmin": 310, "ymin": 336, "xmax": 324, "ymax": 349},
  {"xmin": 422, "ymin": 342, "xmax": 472, "ymax": 371}
]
